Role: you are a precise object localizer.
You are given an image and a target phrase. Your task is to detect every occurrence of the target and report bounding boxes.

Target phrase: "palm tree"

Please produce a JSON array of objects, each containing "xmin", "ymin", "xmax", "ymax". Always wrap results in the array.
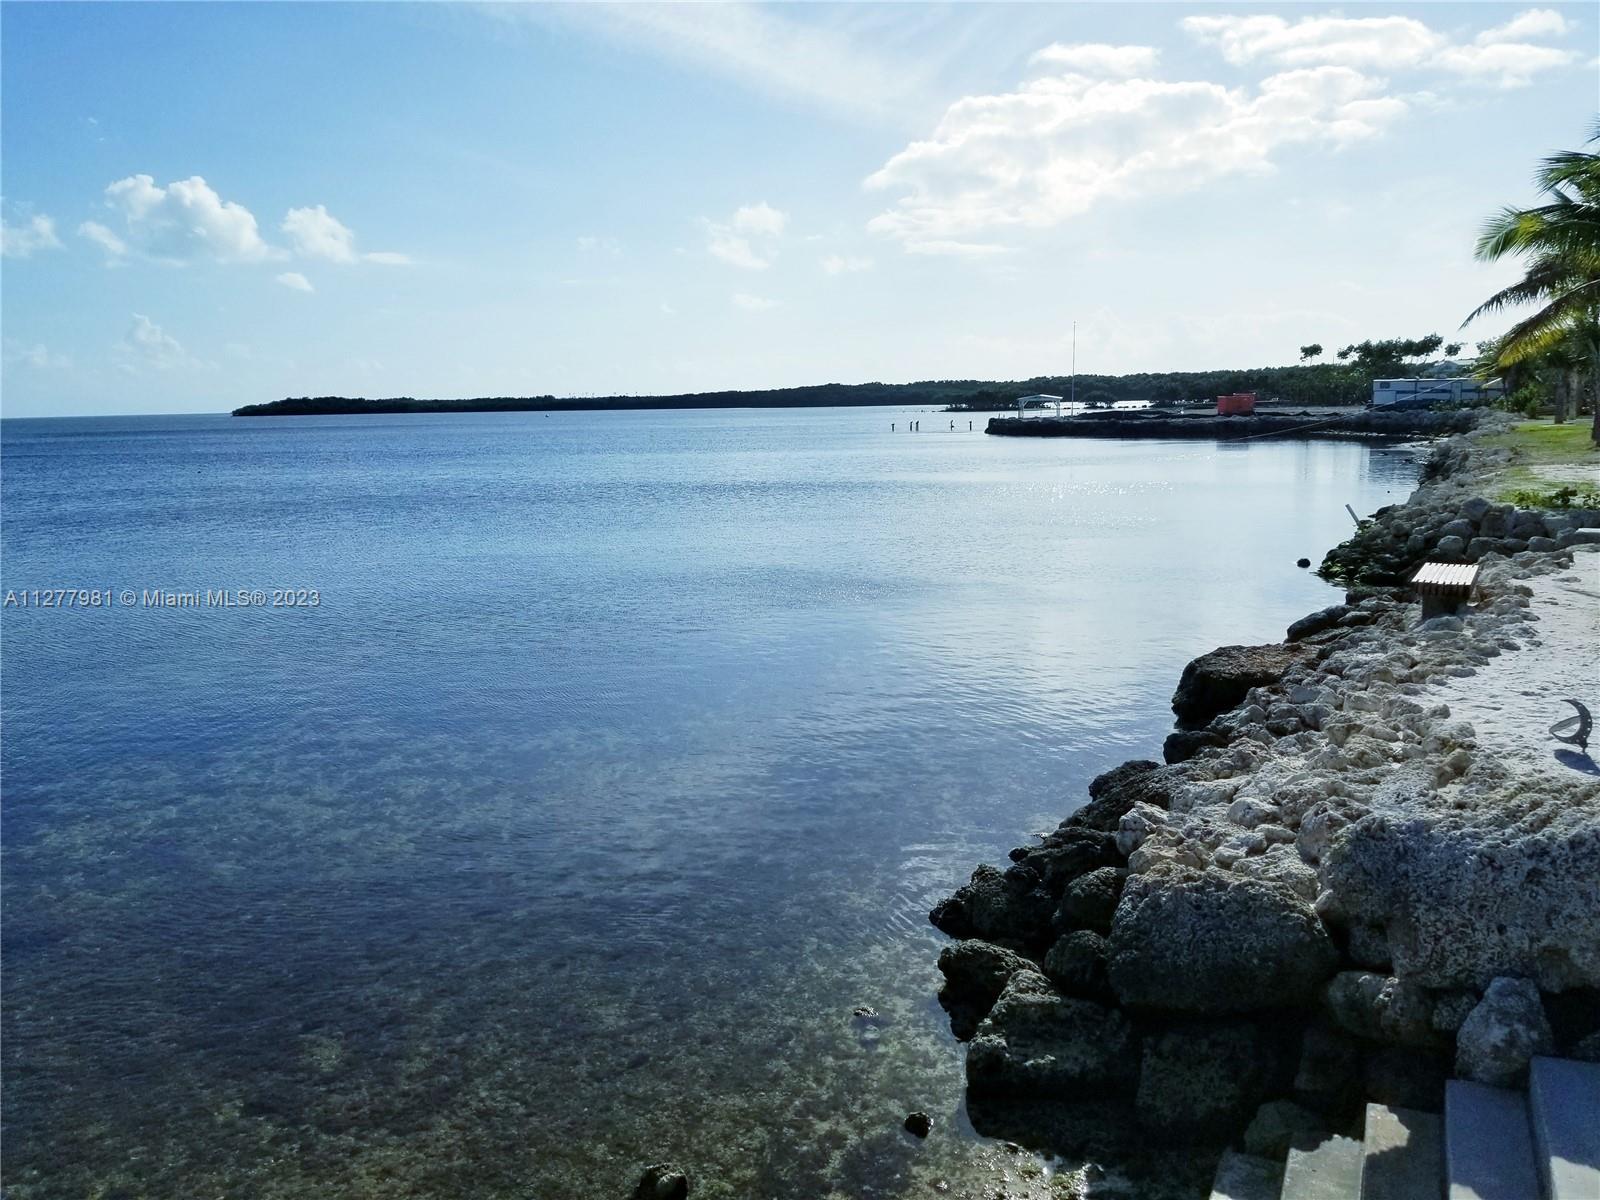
[{"xmin": 1464, "ymin": 118, "xmax": 1600, "ymax": 442}]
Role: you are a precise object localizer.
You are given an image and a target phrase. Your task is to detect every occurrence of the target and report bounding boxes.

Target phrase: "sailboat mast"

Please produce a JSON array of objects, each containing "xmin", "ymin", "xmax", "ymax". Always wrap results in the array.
[{"xmin": 1070, "ymin": 321, "xmax": 1076, "ymax": 409}]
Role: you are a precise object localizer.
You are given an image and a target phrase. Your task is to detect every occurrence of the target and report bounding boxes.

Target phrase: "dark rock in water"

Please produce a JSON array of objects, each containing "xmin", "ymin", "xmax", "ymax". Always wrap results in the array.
[
  {"xmin": 966, "ymin": 970, "xmax": 1137, "ymax": 1096},
  {"xmin": 1070, "ymin": 760, "xmax": 1173, "ymax": 832},
  {"xmin": 1055, "ymin": 866, "xmax": 1126, "ymax": 934},
  {"xmin": 929, "ymin": 863, "xmax": 1054, "ymax": 948},
  {"xmin": 635, "ymin": 1163, "xmax": 690, "ymax": 1199},
  {"xmin": 1012, "ymin": 828, "xmax": 1120, "ymax": 893},
  {"xmin": 1135, "ymin": 1020, "xmax": 1289, "ymax": 1137},
  {"xmin": 1363, "ymin": 1045, "xmax": 1450, "ymax": 1110},
  {"xmin": 1088, "ymin": 759, "xmax": 1159, "ymax": 802},
  {"xmin": 1107, "ymin": 870, "xmax": 1338, "ymax": 1014},
  {"xmin": 1163, "ymin": 728, "xmax": 1229, "ymax": 765},
  {"xmin": 1297, "ymin": 558, "xmax": 1311, "ymax": 568},
  {"xmin": 1171, "ymin": 644, "xmax": 1311, "ymax": 728},
  {"xmin": 903, "ymin": 1110, "xmax": 933, "ymax": 1138},
  {"xmin": 938, "ymin": 940, "xmax": 1032, "ymax": 1004},
  {"xmin": 851, "ymin": 1005, "xmax": 879, "ymax": 1020},
  {"xmin": 1287, "ymin": 604, "xmax": 1351, "ymax": 642},
  {"xmin": 927, "ymin": 894, "xmax": 965, "ymax": 937},
  {"xmin": 1042, "ymin": 930, "xmax": 1113, "ymax": 1002},
  {"xmin": 937, "ymin": 939, "xmax": 1034, "ymax": 1039}
]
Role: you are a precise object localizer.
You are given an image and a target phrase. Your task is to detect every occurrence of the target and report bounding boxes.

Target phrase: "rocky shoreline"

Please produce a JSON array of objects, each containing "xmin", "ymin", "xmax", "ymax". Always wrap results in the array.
[{"xmin": 930, "ymin": 411, "xmax": 1600, "ymax": 1197}]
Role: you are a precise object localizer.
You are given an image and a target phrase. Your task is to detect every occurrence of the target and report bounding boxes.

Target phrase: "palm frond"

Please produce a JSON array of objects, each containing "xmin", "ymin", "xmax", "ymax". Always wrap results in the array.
[
  {"xmin": 1463, "ymin": 258, "xmax": 1584, "ymax": 323},
  {"xmin": 1491, "ymin": 291, "xmax": 1600, "ymax": 366}
]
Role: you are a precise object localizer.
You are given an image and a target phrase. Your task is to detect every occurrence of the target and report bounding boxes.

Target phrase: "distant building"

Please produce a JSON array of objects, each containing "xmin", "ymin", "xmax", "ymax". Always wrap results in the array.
[
  {"xmin": 1016, "ymin": 393, "xmax": 1064, "ymax": 417},
  {"xmin": 1112, "ymin": 399, "xmax": 1153, "ymax": 411},
  {"xmin": 1371, "ymin": 377, "xmax": 1504, "ymax": 408}
]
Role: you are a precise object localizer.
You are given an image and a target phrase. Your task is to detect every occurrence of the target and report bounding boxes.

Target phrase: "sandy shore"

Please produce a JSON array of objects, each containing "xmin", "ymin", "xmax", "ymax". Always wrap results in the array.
[{"xmin": 1432, "ymin": 569, "xmax": 1600, "ymax": 782}]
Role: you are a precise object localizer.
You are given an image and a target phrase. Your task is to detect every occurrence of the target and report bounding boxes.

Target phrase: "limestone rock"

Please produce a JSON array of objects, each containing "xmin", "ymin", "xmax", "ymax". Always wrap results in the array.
[
  {"xmin": 1163, "ymin": 728, "xmax": 1229, "ymax": 764},
  {"xmin": 1013, "ymin": 828, "xmax": 1120, "ymax": 894},
  {"xmin": 937, "ymin": 939, "xmax": 1034, "ymax": 1041},
  {"xmin": 1344, "ymin": 924, "xmax": 1393, "ymax": 971},
  {"xmin": 965, "ymin": 970, "xmax": 1136, "ymax": 1096},
  {"xmin": 1455, "ymin": 977, "xmax": 1554, "ymax": 1086},
  {"xmin": 1287, "ymin": 605, "xmax": 1351, "ymax": 642},
  {"xmin": 1135, "ymin": 1020, "xmax": 1288, "ymax": 1137},
  {"xmin": 1320, "ymin": 789, "xmax": 1600, "ymax": 990},
  {"xmin": 1068, "ymin": 760, "xmax": 1175, "ymax": 832},
  {"xmin": 930, "ymin": 863, "xmax": 1055, "ymax": 948},
  {"xmin": 1323, "ymin": 972, "xmax": 1443, "ymax": 1048},
  {"xmin": 937, "ymin": 940, "xmax": 1032, "ymax": 1010},
  {"xmin": 1107, "ymin": 869, "xmax": 1338, "ymax": 1014},
  {"xmin": 1171, "ymin": 644, "xmax": 1312, "ymax": 729},
  {"xmin": 1042, "ymin": 930, "xmax": 1112, "ymax": 1002},
  {"xmin": 1055, "ymin": 866, "xmax": 1126, "ymax": 934}
]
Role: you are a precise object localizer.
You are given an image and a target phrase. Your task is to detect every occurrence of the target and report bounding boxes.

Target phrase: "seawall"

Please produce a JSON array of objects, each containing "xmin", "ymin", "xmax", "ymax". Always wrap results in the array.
[
  {"xmin": 986, "ymin": 408, "xmax": 1478, "ymax": 441},
  {"xmin": 930, "ymin": 411, "xmax": 1600, "ymax": 1197}
]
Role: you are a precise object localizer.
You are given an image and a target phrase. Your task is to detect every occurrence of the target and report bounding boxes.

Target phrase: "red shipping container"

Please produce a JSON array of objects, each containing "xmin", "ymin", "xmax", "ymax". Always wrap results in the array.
[{"xmin": 1216, "ymin": 392, "xmax": 1256, "ymax": 415}]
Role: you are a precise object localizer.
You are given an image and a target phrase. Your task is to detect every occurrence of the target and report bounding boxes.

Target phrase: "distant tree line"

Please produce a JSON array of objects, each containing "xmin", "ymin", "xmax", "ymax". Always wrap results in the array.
[
  {"xmin": 233, "ymin": 337, "xmax": 1479, "ymax": 418},
  {"xmin": 235, "ymin": 382, "xmax": 1025, "ymax": 416}
]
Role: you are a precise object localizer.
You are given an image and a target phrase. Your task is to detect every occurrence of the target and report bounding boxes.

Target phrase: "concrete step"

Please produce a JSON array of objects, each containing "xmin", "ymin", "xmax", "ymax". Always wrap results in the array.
[
  {"xmin": 1361, "ymin": 1102, "xmax": 1443, "ymax": 1200},
  {"xmin": 1445, "ymin": 1079, "xmax": 1539, "ymax": 1200},
  {"xmin": 1209, "ymin": 1148, "xmax": 1283, "ymax": 1200},
  {"xmin": 1281, "ymin": 1134, "xmax": 1363, "ymax": 1200},
  {"xmin": 1529, "ymin": 1056, "xmax": 1600, "ymax": 1200}
]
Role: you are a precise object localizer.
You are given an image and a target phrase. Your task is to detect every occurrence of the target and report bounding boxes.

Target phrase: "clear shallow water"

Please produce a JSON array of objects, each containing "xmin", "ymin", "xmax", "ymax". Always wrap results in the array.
[{"xmin": 0, "ymin": 408, "xmax": 1414, "ymax": 1199}]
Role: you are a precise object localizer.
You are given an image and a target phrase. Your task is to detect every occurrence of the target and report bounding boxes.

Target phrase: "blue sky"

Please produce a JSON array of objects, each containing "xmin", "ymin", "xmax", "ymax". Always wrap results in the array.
[{"xmin": 1, "ymin": 2, "xmax": 1593, "ymax": 416}]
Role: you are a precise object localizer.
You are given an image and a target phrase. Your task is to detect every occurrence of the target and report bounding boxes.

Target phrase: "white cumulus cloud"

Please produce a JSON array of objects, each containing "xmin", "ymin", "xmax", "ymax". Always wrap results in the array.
[
  {"xmin": 276, "ymin": 271, "xmax": 314, "ymax": 293},
  {"xmin": 1434, "ymin": 40, "xmax": 1578, "ymax": 88},
  {"xmin": 1182, "ymin": 9, "xmax": 1578, "ymax": 86},
  {"xmin": 75, "ymin": 178, "xmax": 410, "ymax": 268},
  {"xmin": 705, "ymin": 202, "xmax": 788, "ymax": 269},
  {"xmin": 89, "ymin": 174, "xmax": 274, "ymax": 263},
  {"xmin": 282, "ymin": 205, "xmax": 409, "ymax": 264},
  {"xmin": 1, "ymin": 214, "xmax": 62, "ymax": 258},
  {"xmin": 732, "ymin": 202, "xmax": 787, "ymax": 236},
  {"xmin": 1181, "ymin": 14, "xmax": 1442, "ymax": 68},
  {"xmin": 78, "ymin": 220, "xmax": 128, "ymax": 259},
  {"xmin": 732, "ymin": 292, "xmax": 779, "ymax": 311},
  {"xmin": 282, "ymin": 205, "xmax": 357, "ymax": 263},
  {"xmin": 3, "ymin": 339, "xmax": 72, "ymax": 370},
  {"xmin": 1030, "ymin": 43, "xmax": 1160, "ymax": 77},
  {"xmin": 866, "ymin": 63, "xmax": 1404, "ymax": 254},
  {"xmin": 117, "ymin": 314, "xmax": 204, "ymax": 372}
]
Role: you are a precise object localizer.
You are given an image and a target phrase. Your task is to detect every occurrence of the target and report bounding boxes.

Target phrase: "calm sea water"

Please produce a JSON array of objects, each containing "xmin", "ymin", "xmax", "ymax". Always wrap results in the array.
[{"xmin": 0, "ymin": 408, "xmax": 1414, "ymax": 1199}]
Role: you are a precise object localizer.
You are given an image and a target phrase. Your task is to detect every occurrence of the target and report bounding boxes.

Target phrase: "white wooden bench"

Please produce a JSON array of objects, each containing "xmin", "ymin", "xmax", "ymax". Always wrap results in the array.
[{"xmin": 1412, "ymin": 561, "xmax": 1479, "ymax": 620}]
